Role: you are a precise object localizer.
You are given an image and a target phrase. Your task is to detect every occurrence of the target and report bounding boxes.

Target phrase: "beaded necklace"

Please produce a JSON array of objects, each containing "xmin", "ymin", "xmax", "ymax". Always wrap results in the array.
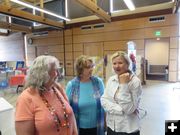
[{"xmin": 40, "ymin": 87, "xmax": 70, "ymax": 132}]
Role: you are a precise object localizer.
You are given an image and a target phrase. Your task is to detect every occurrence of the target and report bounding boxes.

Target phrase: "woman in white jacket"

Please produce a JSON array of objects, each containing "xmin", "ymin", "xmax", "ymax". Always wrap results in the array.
[{"xmin": 101, "ymin": 51, "xmax": 142, "ymax": 135}]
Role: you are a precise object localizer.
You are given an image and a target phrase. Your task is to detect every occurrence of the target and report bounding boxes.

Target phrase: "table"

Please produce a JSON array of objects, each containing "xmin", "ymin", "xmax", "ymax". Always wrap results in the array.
[
  {"xmin": 9, "ymin": 74, "xmax": 25, "ymax": 93},
  {"xmin": 0, "ymin": 98, "xmax": 16, "ymax": 135}
]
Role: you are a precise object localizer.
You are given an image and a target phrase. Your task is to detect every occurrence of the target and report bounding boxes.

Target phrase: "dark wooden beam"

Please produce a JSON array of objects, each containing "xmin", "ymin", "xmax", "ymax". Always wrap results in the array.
[
  {"xmin": 0, "ymin": 32, "xmax": 9, "ymax": 36},
  {"xmin": 75, "ymin": 0, "xmax": 111, "ymax": 23},
  {"xmin": 173, "ymin": 0, "xmax": 180, "ymax": 13},
  {"xmin": 0, "ymin": 21, "xmax": 32, "ymax": 33},
  {"xmin": 0, "ymin": 4, "xmax": 64, "ymax": 29}
]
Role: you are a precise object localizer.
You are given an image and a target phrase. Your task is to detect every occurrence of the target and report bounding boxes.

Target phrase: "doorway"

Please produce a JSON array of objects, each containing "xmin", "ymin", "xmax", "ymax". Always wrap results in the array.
[{"xmin": 145, "ymin": 38, "xmax": 169, "ymax": 81}]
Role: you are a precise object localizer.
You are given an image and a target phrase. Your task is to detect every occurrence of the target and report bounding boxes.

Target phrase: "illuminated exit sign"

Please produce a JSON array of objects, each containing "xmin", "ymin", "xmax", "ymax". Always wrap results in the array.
[{"xmin": 155, "ymin": 31, "xmax": 161, "ymax": 36}]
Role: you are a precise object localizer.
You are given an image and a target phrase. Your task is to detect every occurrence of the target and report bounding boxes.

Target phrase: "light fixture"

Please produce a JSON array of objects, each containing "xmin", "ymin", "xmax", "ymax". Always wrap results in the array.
[
  {"xmin": 10, "ymin": 0, "xmax": 71, "ymax": 21},
  {"xmin": 110, "ymin": 0, "xmax": 113, "ymax": 13},
  {"xmin": 75, "ymin": 0, "xmax": 111, "ymax": 23},
  {"xmin": 123, "ymin": 0, "xmax": 135, "ymax": 11}
]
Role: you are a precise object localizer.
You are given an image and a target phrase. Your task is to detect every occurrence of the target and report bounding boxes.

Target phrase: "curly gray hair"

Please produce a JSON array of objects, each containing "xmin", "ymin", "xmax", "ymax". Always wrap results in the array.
[{"xmin": 25, "ymin": 55, "xmax": 60, "ymax": 90}]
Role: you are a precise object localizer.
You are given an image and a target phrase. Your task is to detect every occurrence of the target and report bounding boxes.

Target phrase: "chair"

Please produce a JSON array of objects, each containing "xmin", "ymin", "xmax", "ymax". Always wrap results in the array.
[
  {"xmin": 16, "ymin": 61, "xmax": 24, "ymax": 69},
  {"xmin": 0, "ymin": 62, "xmax": 7, "ymax": 71},
  {"xmin": 9, "ymin": 74, "xmax": 25, "ymax": 93}
]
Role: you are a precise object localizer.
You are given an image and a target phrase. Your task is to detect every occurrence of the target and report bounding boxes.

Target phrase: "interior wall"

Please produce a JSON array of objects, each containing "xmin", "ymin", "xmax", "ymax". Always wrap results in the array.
[
  {"xmin": 0, "ymin": 33, "xmax": 24, "ymax": 61},
  {"xmin": 25, "ymin": 13, "xmax": 179, "ymax": 81},
  {"xmin": 26, "ymin": 31, "xmax": 64, "ymax": 67},
  {"xmin": 145, "ymin": 38, "xmax": 169, "ymax": 65},
  {"xmin": 68, "ymin": 14, "xmax": 178, "ymax": 81}
]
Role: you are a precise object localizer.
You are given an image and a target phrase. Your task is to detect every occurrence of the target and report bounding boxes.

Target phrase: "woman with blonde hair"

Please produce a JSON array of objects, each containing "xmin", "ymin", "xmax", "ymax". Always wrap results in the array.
[{"xmin": 101, "ymin": 51, "xmax": 142, "ymax": 135}]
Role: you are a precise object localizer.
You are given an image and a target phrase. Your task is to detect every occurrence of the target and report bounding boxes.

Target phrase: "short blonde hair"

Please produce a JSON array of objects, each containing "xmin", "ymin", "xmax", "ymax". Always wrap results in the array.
[
  {"xmin": 75, "ymin": 55, "xmax": 93, "ymax": 77},
  {"xmin": 111, "ymin": 51, "xmax": 131, "ymax": 67}
]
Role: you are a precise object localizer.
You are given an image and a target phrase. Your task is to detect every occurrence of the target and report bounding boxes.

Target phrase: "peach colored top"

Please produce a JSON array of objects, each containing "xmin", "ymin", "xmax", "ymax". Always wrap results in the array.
[{"xmin": 15, "ymin": 84, "xmax": 76, "ymax": 135}]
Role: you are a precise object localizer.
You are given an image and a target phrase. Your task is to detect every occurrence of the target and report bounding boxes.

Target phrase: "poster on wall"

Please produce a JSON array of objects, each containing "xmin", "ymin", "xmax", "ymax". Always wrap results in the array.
[
  {"xmin": 91, "ymin": 56, "xmax": 104, "ymax": 79},
  {"xmin": 127, "ymin": 41, "xmax": 137, "ymax": 73}
]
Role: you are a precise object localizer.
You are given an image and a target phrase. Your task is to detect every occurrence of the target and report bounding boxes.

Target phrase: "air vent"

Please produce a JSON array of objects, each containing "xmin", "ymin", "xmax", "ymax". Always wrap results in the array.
[
  {"xmin": 32, "ymin": 31, "xmax": 48, "ymax": 36},
  {"xmin": 81, "ymin": 25, "xmax": 92, "ymax": 30},
  {"xmin": 93, "ymin": 24, "xmax": 104, "ymax": 29},
  {"xmin": 149, "ymin": 16, "xmax": 165, "ymax": 23}
]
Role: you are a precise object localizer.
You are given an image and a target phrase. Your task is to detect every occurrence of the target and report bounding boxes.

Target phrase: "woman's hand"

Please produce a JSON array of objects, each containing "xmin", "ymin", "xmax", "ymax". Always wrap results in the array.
[{"xmin": 118, "ymin": 72, "xmax": 130, "ymax": 84}]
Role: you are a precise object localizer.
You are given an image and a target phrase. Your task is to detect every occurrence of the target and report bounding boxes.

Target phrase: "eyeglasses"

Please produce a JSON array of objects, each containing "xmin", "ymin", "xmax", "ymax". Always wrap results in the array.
[{"xmin": 85, "ymin": 64, "xmax": 95, "ymax": 69}]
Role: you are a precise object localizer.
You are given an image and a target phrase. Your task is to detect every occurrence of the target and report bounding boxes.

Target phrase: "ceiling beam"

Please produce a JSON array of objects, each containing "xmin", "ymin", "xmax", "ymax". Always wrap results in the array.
[
  {"xmin": 0, "ymin": 32, "xmax": 9, "ymax": 36},
  {"xmin": 0, "ymin": 4, "xmax": 64, "ymax": 29},
  {"xmin": 75, "ymin": 0, "xmax": 111, "ymax": 23},
  {"xmin": 173, "ymin": 0, "xmax": 180, "ymax": 13},
  {"xmin": 0, "ymin": 21, "xmax": 32, "ymax": 33}
]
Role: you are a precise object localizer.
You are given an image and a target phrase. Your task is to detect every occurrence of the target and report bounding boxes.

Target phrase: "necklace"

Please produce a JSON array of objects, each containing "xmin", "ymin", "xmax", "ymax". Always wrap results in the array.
[{"xmin": 40, "ymin": 87, "xmax": 70, "ymax": 132}]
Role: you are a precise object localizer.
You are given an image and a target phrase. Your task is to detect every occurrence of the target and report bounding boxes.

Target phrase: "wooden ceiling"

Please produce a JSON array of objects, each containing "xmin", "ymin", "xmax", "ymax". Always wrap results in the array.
[{"xmin": 0, "ymin": 0, "xmax": 178, "ymax": 35}]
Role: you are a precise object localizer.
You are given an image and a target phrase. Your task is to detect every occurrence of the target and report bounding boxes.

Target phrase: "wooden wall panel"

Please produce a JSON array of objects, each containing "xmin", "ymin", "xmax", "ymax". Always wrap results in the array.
[
  {"xmin": 48, "ymin": 45, "xmax": 64, "ymax": 53},
  {"xmin": 65, "ymin": 60, "xmax": 73, "ymax": 67},
  {"xmin": 104, "ymin": 41, "xmax": 127, "ymax": 51},
  {"xmin": 65, "ymin": 52, "xmax": 73, "ymax": 60},
  {"xmin": 73, "ymin": 27, "xmax": 95, "ymax": 35},
  {"xmin": 104, "ymin": 51, "xmax": 117, "ymax": 56},
  {"xmin": 144, "ymin": 14, "xmax": 178, "ymax": 28},
  {"xmin": 84, "ymin": 42, "xmax": 103, "ymax": 57},
  {"xmin": 73, "ymin": 33, "xmax": 104, "ymax": 43},
  {"xmin": 144, "ymin": 26, "xmax": 178, "ymax": 38},
  {"xmin": 33, "ymin": 37, "xmax": 63, "ymax": 45},
  {"xmin": 66, "ymin": 67, "xmax": 74, "ymax": 76},
  {"xmin": 105, "ymin": 18, "xmax": 145, "ymax": 31},
  {"xmin": 73, "ymin": 18, "xmax": 145, "ymax": 35},
  {"xmin": 65, "ymin": 36, "xmax": 73, "ymax": 44},
  {"xmin": 49, "ymin": 52, "xmax": 64, "ymax": 60},
  {"xmin": 65, "ymin": 44, "xmax": 73, "ymax": 52},
  {"xmin": 133, "ymin": 40, "xmax": 144, "ymax": 50},
  {"xmin": 65, "ymin": 29, "xmax": 72, "ymax": 36},
  {"xmin": 26, "ymin": 30, "xmax": 65, "ymax": 70},
  {"xmin": 73, "ymin": 29, "xmax": 145, "ymax": 43},
  {"xmin": 73, "ymin": 52, "xmax": 83, "ymax": 60},
  {"xmin": 73, "ymin": 43, "xmax": 83, "ymax": 51},
  {"xmin": 48, "ymin": 31, "xmax": 63, "ymax": 37},
  {"xmin": 64, "ymin": 32, "xmax": 73, "ymax": 76},
  {"xmin": 48, "ymin": 37, "xmax": 64, "ymax": 45}
]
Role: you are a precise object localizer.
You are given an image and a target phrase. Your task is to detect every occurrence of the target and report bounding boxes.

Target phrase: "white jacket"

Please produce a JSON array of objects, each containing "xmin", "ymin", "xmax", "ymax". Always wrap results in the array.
[{"xmin": 101, "ymin": 74, "xmax": 142, "ymax": 133}]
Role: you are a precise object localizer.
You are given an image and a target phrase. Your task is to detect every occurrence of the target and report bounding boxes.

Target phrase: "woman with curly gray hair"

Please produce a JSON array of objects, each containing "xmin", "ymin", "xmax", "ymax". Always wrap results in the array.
[{"xmin": 15, "ymin": 55, "xmax": 77, "ymax": 135}]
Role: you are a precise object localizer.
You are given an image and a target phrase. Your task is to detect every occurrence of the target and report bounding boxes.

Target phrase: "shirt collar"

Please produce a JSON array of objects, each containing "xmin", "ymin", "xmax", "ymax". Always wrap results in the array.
[{"xmin": 111, "ymin": 73, "xmax": 135, "ymax": 82}]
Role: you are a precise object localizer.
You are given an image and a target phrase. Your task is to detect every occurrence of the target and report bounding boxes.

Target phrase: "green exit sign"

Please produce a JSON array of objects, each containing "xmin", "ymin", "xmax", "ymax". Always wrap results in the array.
[{"xmin": 155, "ymin": 31, "xmax": 161, "ymax": 36}]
